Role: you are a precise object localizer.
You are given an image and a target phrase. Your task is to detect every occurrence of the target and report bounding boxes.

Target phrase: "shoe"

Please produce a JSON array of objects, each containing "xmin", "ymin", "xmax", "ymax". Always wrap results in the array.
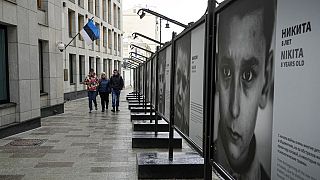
[
  {"xmin": 111, "ymin": 107, "xmax": 115, "ymax": 112},
  {"xmin": 95, "ymin": 106, "xmax": 98, "ymax": 110},
  {"xmin": 89, "ymin": 110, "xmax": 92, "ymax": 113},
  {"xmin": 102, "ymin": 109, "xmax": 105, "ymax": 112},
  {"xmin": 116, "ymin": 107, "xmax": 120, "ymax": 112}
]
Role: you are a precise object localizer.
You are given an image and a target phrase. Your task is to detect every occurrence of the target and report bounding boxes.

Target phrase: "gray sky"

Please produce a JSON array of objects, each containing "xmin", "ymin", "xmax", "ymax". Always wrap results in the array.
[{"xmin": 123, "ymin": 0, "xmax": 224, "ymax": 42}]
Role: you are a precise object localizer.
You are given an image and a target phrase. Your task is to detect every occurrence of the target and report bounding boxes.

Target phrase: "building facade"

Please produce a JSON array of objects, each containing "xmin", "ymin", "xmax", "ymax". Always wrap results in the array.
[
  {"xmin": 0, "ymin": 0, "xmax": 64, "ymax": 137},
  {"xmin": 63, "ymin": 0, "xmax": 123, "ymax": 100},
  {"xmin": 122, "ymin": 6, "xmax": 159, "ymax": 88},
  {"xmin": 0, "ymin": 0, "xmax": 123, "ymax": 138}
]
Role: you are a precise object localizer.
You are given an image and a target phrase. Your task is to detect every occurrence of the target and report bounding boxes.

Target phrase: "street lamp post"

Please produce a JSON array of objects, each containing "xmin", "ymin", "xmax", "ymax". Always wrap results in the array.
[
  {"xmin": 137, "ymin": 9, "xmax": 183, "ymax": 46},
  {"xmin": 129, "ymin": 52, "xmax": 149, "ymax": 60},
  {"xmin": 129, "ymin": 56, "xmax": 145, "ymax": 64},
  {"xmin": 137, "ymin": 8, "xmax": 189, "ymax": 28},
  {"xmin": 130, "ymin": 44, "xmax": 154, "ymax": 54},
  {"xmin": 132, "ymin": 32, "xmax": 164, "ymax": 46}
]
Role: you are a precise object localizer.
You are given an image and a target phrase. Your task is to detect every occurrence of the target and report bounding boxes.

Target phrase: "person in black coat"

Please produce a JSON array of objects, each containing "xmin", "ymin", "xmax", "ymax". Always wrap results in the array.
[
  {"xmin": 98, "ymin": 72, "xmax": 111, "ymax": 112},
  {"xmin": 109, "ymin": 69, "xmax": 124, "ymax": 112}
]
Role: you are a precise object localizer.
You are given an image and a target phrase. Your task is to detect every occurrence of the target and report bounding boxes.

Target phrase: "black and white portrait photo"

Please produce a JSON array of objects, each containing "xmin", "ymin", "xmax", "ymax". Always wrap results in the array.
[
  {"xmin": 139, "ymin": 67, "xmax": 143, "ymax": 94},
  {"xmin": 146, "ymin": 61, "xmax": 150, "ymax": 102},
  {"xmin": 214, "ymin": 0, "xmax": 275, "ymax": 179},
  {"xmin": 174, "ymin": 33, "xmax": 191, "ymax": 136},
  {"xmin": 152, "ymin": 56, "xmax": 156, "ymax": 104},
  {"xmin": 158, "ymin": 50, "xmax": 166, "ymax": 115}
]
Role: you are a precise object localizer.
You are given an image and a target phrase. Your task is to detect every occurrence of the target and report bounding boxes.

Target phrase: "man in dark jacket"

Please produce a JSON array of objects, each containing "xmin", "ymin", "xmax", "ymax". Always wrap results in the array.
[{"xmin": 109, "ymin": 69, "xmax": 124, "ymax": 112}]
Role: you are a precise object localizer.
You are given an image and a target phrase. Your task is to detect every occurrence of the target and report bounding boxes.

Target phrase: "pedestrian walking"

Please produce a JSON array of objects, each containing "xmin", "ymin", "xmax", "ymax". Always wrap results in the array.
[
  {"xmin": 98, "ymin": 72, "xmax": 111, "ymax": 112},
  {"xmin": 84, "ymin": 69, "xmax": 99, "ymax": 113},
  {"xmin": 109, "ymin": 69, "xmax": 124, "ymax": 112}
]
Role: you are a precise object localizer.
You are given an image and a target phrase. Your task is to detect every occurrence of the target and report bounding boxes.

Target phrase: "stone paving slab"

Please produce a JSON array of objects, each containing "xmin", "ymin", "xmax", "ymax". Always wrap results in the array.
[{"xmin": 0, "ymin": 89, "xmax": 221, "ymax": 179}]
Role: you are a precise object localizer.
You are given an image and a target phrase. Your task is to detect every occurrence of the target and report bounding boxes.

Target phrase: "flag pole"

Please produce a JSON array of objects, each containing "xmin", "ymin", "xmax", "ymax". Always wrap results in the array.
[
  {"xmin": 65, "ymin": 32, "xmax": 80, "ymax": 49},
  {"xmin": 65, "ymin": 17, "xmax": 95, "ymax": 49}
]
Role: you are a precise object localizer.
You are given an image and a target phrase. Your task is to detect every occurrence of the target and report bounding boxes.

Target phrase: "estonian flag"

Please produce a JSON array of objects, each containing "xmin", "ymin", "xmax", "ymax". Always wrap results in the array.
[{"xmin": 80, "ymin": 19, "xmax": 100, "ymax": 45}]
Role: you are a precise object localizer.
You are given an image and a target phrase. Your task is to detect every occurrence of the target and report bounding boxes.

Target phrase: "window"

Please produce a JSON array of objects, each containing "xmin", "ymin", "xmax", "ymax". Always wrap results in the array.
[
  {"xmin": 95, "ymin": 0, "xmax": 100, "ymax": 17},
  {"xmin": 108, "ymin": 59, "xmax": 112, "ymax": 78},
  {"xmin": 78, "ymin": 0, "xmax": 84, "ymax": 8},
  {"xmin": 103, "ymin": 59, "xmax": 108, "ymax": 74},
  {"xmin": 96, "ymin": 58, "xmax": 101, "ymax": 76},
  {"xmin": 114, "ymin": 60, "xmax": 117, "ymax": 70},
  {"xmin": 108, "ymin": 0, "xmax": 111, "ymax": 24},
  {"xmin": 114, "ymin": 32, "xmax": 117, "ymax": 50},
  {"xmin": 102, "ymin": 0, "xmax": 107, "ymax": 21},
  {"xmin": 0, "ymin": 26, "xmax": 9, "ymax": 104},
  {"xmin": 118, "ymin": 7, "xmax": 121, "ymax": 29},
  {"xmin": 103, "ymin": 27, "xmax": 107, "ymax": 47},
  {"xmin": 113, "ymin": 4, "xmax": 117, "ymax": 28},
  {"xmin": 78, "ymin": 14, "xmax": 84, "ymax": 41},
  {"xmin": 39, "ymin": 41, "xmax": 44, "ymax": 93},
  {"xmin": 118, "ymin": 34, "xmax": 121, "ymax": 53},
  {"xmin": 88, "ymin": 0, "xmax": 93, "ymax": 14},
  {"xmin": 37, "ymin": 0, "xmax": 43, "ymax": 10},
  {"xmin": 89, "ymin": 57, "xmax": 94, "ymax": 70},
  {"xmin": 95, "ymin": 22, "xmax": 100, "ymax": 46},
  {"xmin": 68, "ymin": 9, "xmax": 76, "ymax": 38},
  {"xmin": 79, "ymin": 55, "xmax": 85, "ymax": 82},
  {"xmin": 108, "ymin": 29, "xmax": 112, "ymax": 49},
  {"xmin": 69, "ymin": 54, "xmax": 76, "ymax": 84}
]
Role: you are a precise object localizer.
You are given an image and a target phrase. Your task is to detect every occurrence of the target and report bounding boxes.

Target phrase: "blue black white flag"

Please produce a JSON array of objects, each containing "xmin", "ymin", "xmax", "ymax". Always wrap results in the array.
[{"xmin": 80, "ymin": 19, "xmax": 100, "ymax": 45}]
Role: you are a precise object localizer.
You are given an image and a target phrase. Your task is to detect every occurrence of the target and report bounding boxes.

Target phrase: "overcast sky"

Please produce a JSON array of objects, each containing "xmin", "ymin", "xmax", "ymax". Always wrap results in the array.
[{"xmin": 123, "ymin": 0, "xmax": 224, "ymax": 42}]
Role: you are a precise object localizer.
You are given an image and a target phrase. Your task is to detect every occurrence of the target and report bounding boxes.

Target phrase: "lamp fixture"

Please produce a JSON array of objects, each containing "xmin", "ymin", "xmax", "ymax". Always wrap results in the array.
[
  {"xmin": 139, "ymin": 11, "xmax": 146, "ymax": 19},
  {"xmin": 57, "ymin": 42, "xmax": 66, "ymax": 52},
  {"xmin": 165, "ymin": 21, "xmax": 170, "ymax": 28},
  {"xmin": 133, "ymin": 33, "xmax": 138, "ymax": 39}
]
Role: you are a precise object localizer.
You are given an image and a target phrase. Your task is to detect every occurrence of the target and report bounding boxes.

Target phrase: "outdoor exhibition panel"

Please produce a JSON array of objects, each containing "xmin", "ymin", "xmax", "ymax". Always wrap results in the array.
[
  {"xmin": 156, "ymin": 44, "xmax": 172, "ymax": 122},
  {"xmin": 174, "ymin": 31, "xmax": 192, "ymax": 137},
  {"xmin": 189, "ymin": 23, "xmax": 206, "ymax": 150},
  {"xmin": 164, "ymin": 45, "xmax": 172, "ymax": 121},
  {"xmin": 272, "ymin": 0, "xmax": 320, "ymax": 179},
  {"xmin": 157, "ymin": 48, "xmax": 167, "ymax": 117},
  {"xmin": 140, "ymin": 65, "xmax": 143, "ymax": 95},
  {"xmin": 146, "ymin": 59, "xmax": 151, "ymax": 102},
  {"xmin": 210, "ymin": 0, "xmax": 320, "ymax": 179},
  {"xmin": 173, "ymin": 19, "xmax": 206, "ymax": 152},
  {"xmin": 151, "ymin": 55, "xmax": 157, "ymax": 107}
]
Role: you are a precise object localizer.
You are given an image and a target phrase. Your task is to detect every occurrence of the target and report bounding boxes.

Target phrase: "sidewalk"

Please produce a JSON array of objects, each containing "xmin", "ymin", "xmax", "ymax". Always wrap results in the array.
[{"xmin": 0, "ymin": 89, "xmax": 195, "ymax": 180}]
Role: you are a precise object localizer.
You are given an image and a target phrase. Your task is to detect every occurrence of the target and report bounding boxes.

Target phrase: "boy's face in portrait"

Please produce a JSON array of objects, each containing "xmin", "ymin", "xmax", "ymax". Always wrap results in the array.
[
  {"xmin": 176, "ymin": 48, "xmax": 189, "ymax": 123},
  {"xmin": 159, "ymin": 62, "xmax": 164, "ymax": 99},
  {"xmin": 217, "ymin": 10, "xmax": 269, "ymax": 168}
]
